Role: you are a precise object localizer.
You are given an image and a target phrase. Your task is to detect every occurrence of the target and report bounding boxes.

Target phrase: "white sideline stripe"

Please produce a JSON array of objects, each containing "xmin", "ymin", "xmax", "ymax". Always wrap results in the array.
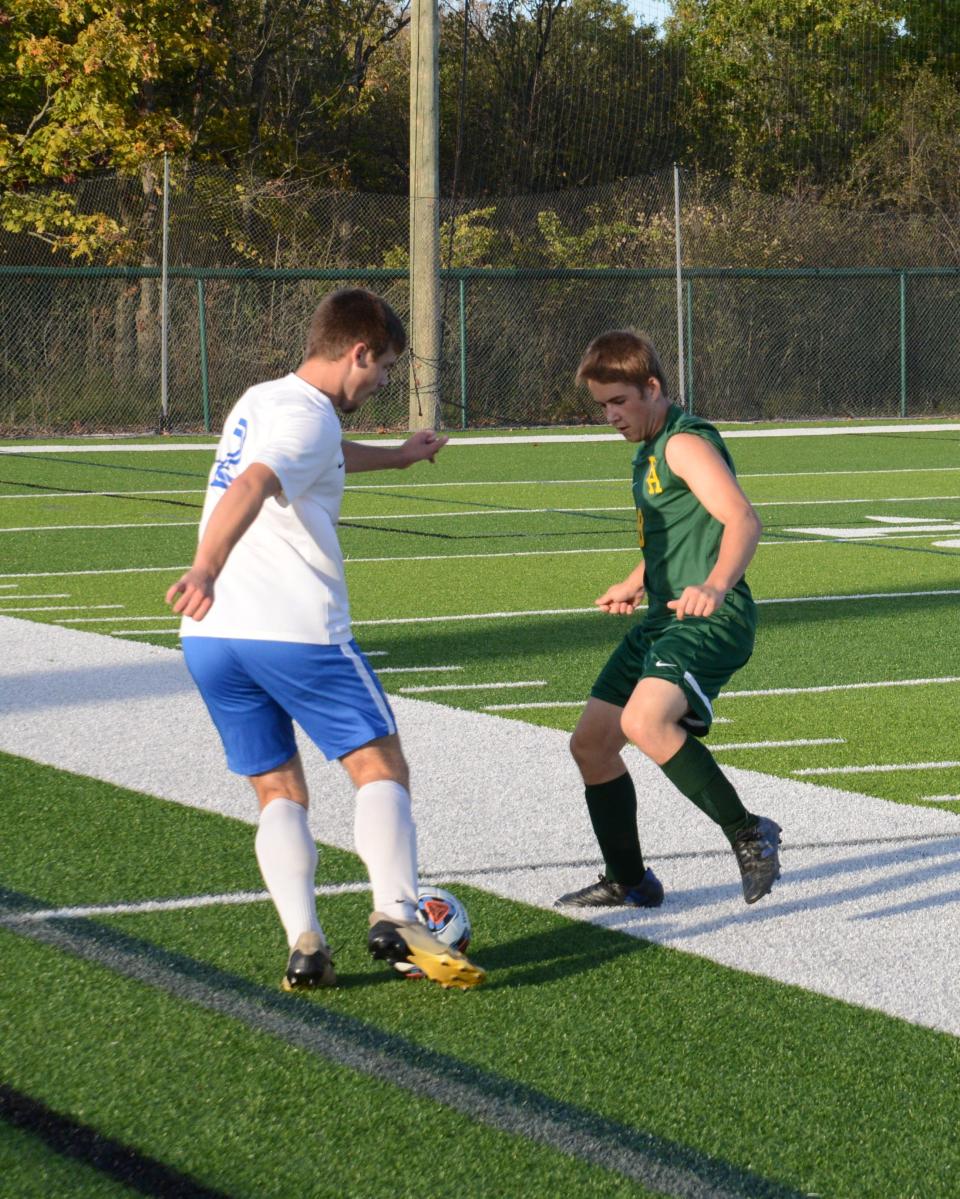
[
  {"xmin": 934, "ymin": 539, "xmax": 960, "ymax": 548},
  {"xmin": 376, "ymin": 665, "xmax": 462, "ymax": 674},
  {"xmin": 0, "ymin": 593, "xmax": 69, "ymax": 600},
  {"xmin": 0, "ymin": 604, "xmax": 122, "ymax": 614},
  {"xmin": 710, "ymin": 738, "xmax": 844, "ymax": 751},
  {"xmin": 398, "ymin": 680, "xmax": 547, "ymax": 694},
  {"xmin": 724, "ymin": 675, "xmax": 960, "ymax": 698},
  {"xmin": 920, "ymin": 795, "xmax": 960, "ymax": 802},
  {"xmin": 796, "ymin": 761, "xmax": 960, "ymax": 776},
  {"xmin": 0, "ymin": 521, "xmax": 195, "ymax": 534},
  {"xmin": 3, "ymin": 883, "xmax": 373, "ymax": 924}
]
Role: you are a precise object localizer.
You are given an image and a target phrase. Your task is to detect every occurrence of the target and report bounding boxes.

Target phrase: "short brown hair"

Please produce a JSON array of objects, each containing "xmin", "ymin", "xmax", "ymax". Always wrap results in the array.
[
  {"xmin": 576, "ymin": 329, "xmax": 669, "ymax": 395},
  {"xmin": 304, "ymin": 288, "xmax": 406, "ymax": 362}
]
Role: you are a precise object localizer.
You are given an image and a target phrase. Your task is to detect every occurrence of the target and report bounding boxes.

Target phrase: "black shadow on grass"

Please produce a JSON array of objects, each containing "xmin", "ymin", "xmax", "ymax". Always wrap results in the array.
[
  {"xmin": 0, "ymin": 1083, "xmax": 232, "ymax": 1199},
  {"xmin": 472, "ymin": 914, "xmax": 656, "ymax": 989},
  {"xmin": 0, "ymin": 887, "xmax": 808, "ymax": 1199}
]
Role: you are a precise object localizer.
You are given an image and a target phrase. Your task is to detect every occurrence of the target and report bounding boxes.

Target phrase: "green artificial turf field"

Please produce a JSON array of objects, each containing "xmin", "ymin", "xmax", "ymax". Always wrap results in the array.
[{"xmin": 2, "ymin": 421, "xmax": 960, "ymax": 1197}]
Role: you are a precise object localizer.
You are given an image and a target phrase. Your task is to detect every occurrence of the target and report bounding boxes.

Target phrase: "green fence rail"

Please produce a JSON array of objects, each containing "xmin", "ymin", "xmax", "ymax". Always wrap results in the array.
[{"xmin": 2, "ymin": 265, "xmax": 959, "ymax": 435}]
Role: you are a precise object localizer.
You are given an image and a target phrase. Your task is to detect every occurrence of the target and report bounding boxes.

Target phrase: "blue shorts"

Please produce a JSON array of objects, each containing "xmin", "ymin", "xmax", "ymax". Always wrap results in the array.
[{"xmin": 182, "ymin": 637, "xmax": 397, "ymax": 776}]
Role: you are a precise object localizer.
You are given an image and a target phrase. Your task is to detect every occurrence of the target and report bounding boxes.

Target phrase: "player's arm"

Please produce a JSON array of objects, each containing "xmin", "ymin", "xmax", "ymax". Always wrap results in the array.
[
  {"xmin": 342, "ymin": 429, "xmax": 449, "ymax": 473},
  {"xmin": 663, "ymin": 433, "xmax": 762, "ymax": 620},
  {"xmin": 165, "ymin": 463, "xmax": 281, "ymax": 620},
  {"xmin": 595, "ymin": 559, "xmax": 646, "ymax": 615}
]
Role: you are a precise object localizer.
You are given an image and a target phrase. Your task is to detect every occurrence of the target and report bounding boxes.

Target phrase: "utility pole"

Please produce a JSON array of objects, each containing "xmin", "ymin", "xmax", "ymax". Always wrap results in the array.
[{"xmin": 409, "ymin": 0, "xmax": 441, "ymax": 430}]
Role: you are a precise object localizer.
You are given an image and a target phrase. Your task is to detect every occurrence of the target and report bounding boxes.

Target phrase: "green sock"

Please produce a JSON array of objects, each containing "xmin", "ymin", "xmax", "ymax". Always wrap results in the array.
[
  {"xmin": 584, "ymin": 772, "xmax": 646, "ymax": 884},
  {"xmin": 659, "ymin": 737, "xmax": 754, "ymax": 844}
]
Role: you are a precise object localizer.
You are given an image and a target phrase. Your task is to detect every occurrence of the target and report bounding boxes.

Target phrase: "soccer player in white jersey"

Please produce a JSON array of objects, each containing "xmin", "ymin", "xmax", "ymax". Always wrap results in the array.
[{"xmin": 166, "ymin": 288, "xmax": 484, "ymax": 991}]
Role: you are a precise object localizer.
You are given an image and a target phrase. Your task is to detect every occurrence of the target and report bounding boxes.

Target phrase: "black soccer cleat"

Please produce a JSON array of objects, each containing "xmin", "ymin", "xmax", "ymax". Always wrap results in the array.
[
  {"xmin": 367, "ymin": 912, "xmax": 485, "ymax": 990},
  {"xmin": 282, "ymin": 931, "xmax": 337, "ymax": 991},
  {"xmin": 732, "ymin": 816, "xmax": 782, "ymax": 904},
  {"xmin": 555, "ymin": 867, "xmax": 664, "ymax": 909}
]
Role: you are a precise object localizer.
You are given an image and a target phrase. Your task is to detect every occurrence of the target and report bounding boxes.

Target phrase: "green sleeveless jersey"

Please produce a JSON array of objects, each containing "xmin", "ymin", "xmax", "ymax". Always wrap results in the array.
[{"xmin": 631, "ymin": 404, "xmax": 755, "ymax": 621}]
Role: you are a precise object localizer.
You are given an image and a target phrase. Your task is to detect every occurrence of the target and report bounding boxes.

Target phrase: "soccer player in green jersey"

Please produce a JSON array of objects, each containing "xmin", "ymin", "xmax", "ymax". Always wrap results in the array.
[{"xmin": 556, "ymin": 329, "xmax": 782, "ymax": 909}]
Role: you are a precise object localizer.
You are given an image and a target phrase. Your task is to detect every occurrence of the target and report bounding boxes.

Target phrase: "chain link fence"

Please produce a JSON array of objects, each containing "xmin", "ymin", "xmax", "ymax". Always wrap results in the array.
[{"xmin": 2, "ymin": 164, "xmax": 959, "ymax": 435}]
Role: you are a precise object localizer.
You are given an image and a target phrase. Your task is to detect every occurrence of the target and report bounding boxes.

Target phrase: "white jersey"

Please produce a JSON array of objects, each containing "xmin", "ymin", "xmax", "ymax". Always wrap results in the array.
[{"xmin": 180, "ymin": 373, "xmax": 351, "ymax": 645}]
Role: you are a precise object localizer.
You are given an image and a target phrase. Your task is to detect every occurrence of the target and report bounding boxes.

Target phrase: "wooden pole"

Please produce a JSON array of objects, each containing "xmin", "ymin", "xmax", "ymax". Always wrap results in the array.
[{"xmin": 409, "ymin": 0, "xmax": 441, "ymax": 430}]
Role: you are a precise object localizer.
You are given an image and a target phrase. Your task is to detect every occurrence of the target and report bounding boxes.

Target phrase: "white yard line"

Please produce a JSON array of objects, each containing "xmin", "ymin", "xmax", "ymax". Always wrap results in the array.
[
  {"xmin": 753, "ymin": 494, "xmax": 960, "ymax": 507},
  {"xmin": 0, "ymin": 521, "xmax": 195, "ymax": 534},
  {"xmin": 0, "ymin": 604, "xmax": 122, "ymax": 614},
  {"xmin": 58, "ymin": 615, "xmax": 177, "ymax": 624},
  {"xmin": 710, "ymin": 738, "xmax": 844, "ymax": 751},
  {"xmin": 1, "ymin": 422, "xmax": 957, "ymax": 455},
  {"xmin": 724, "ymin": 676, "xmax": 960, "ymax": 698},
  {"xmin": 398, "ymin": 680, "xmax": 547, "ymax": 694},
  {"xmin": 0, "ymin": 489, "xmax": 203, "ymax": 500},
  {"xmin": 354, "ymin": 607, "xmax": 594, "ymax": 625},
  {"xmin": 376, "ymin": 665, "xmax": 463, "ymax": 674},
  {"xmin": 795, "ymin": 761, "xmax": 960, "ymax": 776},
  {"xmin": 2, "ymin": 882, "xmax": 373, "ymax": 923},
  {"xmin": 0, "ymin": 565, "xmax": 189, "ymax": 580},
  {"xmin": 112, "ymin": 629, "xmax": 180, "ymax": 636}
]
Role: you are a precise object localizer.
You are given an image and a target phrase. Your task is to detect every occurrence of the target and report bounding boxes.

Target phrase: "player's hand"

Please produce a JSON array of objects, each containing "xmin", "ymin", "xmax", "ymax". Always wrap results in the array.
[
  {"xmin": 165, "ymin": 568, "xmax": 216, "ymax": 621},
  {"xmin": 402, "ymin": 429, "xmax": 449, "ymax": 465},
  {"xmin": 595, "ymin": 581, "xmax": 645, "ymax": 615},
  {"xmin": 667, "ymin": 584, "xmax": 726, "ymax": 620}
]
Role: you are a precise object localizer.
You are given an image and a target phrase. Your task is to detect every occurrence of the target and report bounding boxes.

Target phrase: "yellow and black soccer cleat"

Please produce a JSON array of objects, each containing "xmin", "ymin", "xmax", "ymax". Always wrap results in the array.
[{"xmin": 367, "ymin": 912, "xmax": 485, "ymax": 990}]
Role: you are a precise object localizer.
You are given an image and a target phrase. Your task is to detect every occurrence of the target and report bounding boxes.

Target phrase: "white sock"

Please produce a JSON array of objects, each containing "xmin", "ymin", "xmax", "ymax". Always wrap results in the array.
[
  {"xmin": 255, "ymin": 798, "xmax": 323, "ymax": 949},
  {"xmin": 354, "ymin": 780, "xmax": 419, "ymax": 922}
]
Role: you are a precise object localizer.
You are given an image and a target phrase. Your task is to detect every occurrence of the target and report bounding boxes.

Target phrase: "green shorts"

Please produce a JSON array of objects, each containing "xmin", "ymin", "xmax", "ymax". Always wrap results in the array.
[{"xmin": 590, "ymin": 609, "xmax": 755, "ymax": 735}]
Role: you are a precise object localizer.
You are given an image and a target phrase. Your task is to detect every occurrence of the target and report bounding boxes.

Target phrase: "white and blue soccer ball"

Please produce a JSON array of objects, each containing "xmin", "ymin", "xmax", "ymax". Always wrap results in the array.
[{"xmin": 416, "ymin": 885, "xmax": 471, "ymax": 954}]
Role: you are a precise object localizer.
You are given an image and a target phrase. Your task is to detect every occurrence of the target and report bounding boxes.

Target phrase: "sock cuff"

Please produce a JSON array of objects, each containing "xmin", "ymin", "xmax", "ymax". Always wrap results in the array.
[
  {"xmin": 257, "ymin": 797, "xmax": 308, "ymax": 827},
  {"xmin": 660, "ymin": 736, "xmax": 719, "ymax": 794},
  {"xmin": 355, "ymin": 779, "xmax": 411, "ymax": 806},
  {"xmin": 584, "ymin": 772, "xmax": 635, "ymax": 803}
]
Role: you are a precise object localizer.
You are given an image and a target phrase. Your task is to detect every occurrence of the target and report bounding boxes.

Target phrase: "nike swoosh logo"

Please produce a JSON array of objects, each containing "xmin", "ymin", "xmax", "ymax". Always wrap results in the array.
[
  {"xmin": 337, "ymin": 460, "xmax": 345, "ymax": 469},
  {"xmin": 655, "ymin": 660, "xmax": 676, "ymax": 669}
]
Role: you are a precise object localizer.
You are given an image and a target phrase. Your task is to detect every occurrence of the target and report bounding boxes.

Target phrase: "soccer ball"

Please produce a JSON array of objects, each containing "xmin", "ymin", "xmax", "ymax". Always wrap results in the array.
[{"xmin": 416, "ymin": 885, "xmax": 471, "ymax": 953}]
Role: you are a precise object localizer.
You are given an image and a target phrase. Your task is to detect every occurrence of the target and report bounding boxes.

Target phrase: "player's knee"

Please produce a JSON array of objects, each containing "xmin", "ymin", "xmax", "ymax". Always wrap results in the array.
[{"xmin": 620, "ymin": 706, "xmax": 655, "ymax": 755}]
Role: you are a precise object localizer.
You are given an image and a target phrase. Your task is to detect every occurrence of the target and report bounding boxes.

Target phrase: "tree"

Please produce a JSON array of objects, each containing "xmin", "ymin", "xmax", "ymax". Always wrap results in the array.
[
  {"xmin": 0, "ymin": 1, "xmax": 221, "ymax": 258},
  {"xmin": 665, "ymin": 0, "xmax": 907, "ymax": 192}
]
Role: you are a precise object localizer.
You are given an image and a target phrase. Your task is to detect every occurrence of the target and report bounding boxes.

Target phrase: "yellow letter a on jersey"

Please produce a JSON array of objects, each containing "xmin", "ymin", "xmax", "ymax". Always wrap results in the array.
[{"xmin": 646, "ymin": 456, "xmax": 663, "ymax": 495}]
